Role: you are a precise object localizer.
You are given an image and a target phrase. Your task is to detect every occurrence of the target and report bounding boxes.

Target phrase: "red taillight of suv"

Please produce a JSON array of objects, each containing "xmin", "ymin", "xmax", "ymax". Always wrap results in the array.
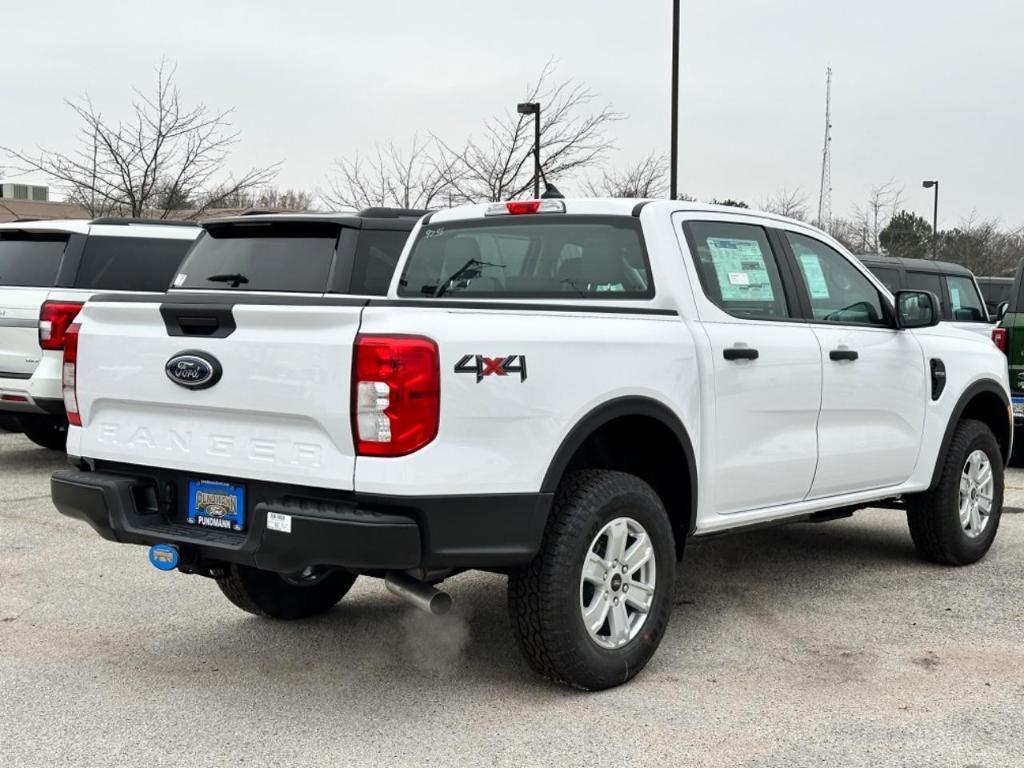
[
  {"xmin": 39, "ymin": 301, "xmax": 84, "ymax": 350},
  {"xmin": 352, "ymin": 335, "xmax": 440, "ymax": 457},
  {"xmin": 63, "ymin": 322, "xmax": 82, "ymax": 426},
  {"xmin": 993, "ymin": 327, "xmax": 1008, "ymax": 354}
]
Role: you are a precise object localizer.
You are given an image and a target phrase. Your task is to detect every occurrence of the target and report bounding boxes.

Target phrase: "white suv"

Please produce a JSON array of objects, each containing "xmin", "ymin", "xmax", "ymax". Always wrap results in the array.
[{"xmin": 0, "ymin": 217, "xmax": 199, "ymax": 448}]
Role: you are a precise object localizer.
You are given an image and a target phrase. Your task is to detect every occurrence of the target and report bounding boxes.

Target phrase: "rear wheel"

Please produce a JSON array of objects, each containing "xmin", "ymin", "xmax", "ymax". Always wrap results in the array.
[
  {"xmin": 507, "ymin": 470, "xmax": 676, "ymax": 690},
  {"xmin": 906, "ymin": 419, "xmax": 1003, "ymax": 565},
  {"xmin": 216, "ymin": 564, "xmax": 357, "ymax": 619},
  {"xmin": 18, "ymin": 415, "xmax": 68, "ymax": 451}
]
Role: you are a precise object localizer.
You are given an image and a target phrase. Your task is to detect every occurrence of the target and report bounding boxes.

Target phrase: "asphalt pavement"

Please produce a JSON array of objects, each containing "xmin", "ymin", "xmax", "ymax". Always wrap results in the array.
[{"xmin": 1, "ymin": 430, "xmax": 1022, "ymax": 767}]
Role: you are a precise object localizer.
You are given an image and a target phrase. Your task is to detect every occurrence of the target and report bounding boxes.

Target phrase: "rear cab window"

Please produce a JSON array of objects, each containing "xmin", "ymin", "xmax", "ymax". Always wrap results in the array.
[
  {"xmin": 174, "ymin": 222, "xmax": 340, "ymax": 293},
  {"xmin": 397, "ymin": 216, "xmax": 652, "ymax": 299},
  {"xmin": 0, "ymin": 232, "xmax": 68, "ymax": 287}
]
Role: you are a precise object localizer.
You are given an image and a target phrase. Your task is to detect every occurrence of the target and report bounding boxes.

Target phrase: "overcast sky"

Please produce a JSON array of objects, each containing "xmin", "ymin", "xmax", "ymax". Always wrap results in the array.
[{"xmin": 3, "ymin": 0, "xmax": 1021, "ymax": 228}]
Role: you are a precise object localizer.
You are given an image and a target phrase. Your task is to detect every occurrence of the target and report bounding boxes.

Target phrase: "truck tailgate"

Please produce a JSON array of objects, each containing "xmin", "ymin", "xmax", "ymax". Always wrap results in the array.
[{"xmin": 72, "ymin": 299, "xmax": 362, "ymax": 490}]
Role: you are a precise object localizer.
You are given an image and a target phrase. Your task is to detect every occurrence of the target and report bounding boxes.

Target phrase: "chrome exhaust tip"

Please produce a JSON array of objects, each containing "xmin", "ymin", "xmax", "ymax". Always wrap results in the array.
[{"xmin": 385, "ymin": 571, "xmax": 452, "ymax": 616}]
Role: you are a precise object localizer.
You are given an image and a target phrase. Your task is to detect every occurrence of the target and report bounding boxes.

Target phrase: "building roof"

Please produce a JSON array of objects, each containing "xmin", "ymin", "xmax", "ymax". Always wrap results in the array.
[{"xmin": 0, "ymin": 198, "xmax": 90, "ymax": 223}]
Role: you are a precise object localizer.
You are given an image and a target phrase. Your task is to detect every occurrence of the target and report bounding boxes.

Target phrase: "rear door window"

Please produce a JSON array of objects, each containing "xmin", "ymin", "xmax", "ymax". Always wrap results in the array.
[
  {"xmin": 348, "ymin": 230, "xmax": 410, "ymax": 295},
  {"xmin": 398, "ymin": 216, "xmax": 652, "ymax": 299},
  {"xmin": 174, "ymin": 223, "xmax": 339, "ymax": 292},
  {"xmin": 904, "ymin": 271, "xmax": 946, "ymax": 317},
  {"xmin": 74, "ymin": 236, "xmax": 194, "ymax": 291},
  {"xmin": 866, "ymin": 265, "xmax": 900, "ymax": 293},
  {"xmin": 683, "ymin": 221, "xmax": 791, "ymax": 320},
  {"xmin": 0, "ymin": 233, "xmax": 68, "ymax": 287},
  {"xmin": 945, "ymin": 275, "xmax": 987, "ymax": 322}
]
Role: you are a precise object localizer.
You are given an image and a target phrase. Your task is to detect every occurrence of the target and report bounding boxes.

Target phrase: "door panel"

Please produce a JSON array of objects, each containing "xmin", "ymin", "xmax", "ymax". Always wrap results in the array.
[
  {"xmin": 702, "ymin": 320, "xmax": 822, "ymax": 512},
  {"xmin": 809, "ymin": 325, "xmax": 926, "ymax": 496}
]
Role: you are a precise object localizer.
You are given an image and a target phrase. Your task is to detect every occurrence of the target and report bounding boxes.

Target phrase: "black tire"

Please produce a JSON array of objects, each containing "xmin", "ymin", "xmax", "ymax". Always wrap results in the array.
[
  {"xmin": 1009, "ymin": 432, "xmax": 1024, "ymax": 468},
  {"xmin": 906, "ymin": 418, "xmax": 1003, "ymax": 565},
  {"xmin": 216, "ymin": 564, "xmax": 357, "ymax": 620},
  {"xmin": 507, "ymin": 470, "xmax": 676, "ymax": 690},
  {"xmin": 18, "ymin": 415, "xmax": 68, "ymax": 451}
]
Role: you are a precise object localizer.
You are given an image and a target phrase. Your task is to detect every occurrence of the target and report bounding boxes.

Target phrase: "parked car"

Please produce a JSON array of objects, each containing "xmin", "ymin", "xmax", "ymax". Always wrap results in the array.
[
  {"xmin": 976, "ymin": 276, "xmax": 1013, "ymax": 319},
  {"xmin": 857, "ymin": 254, "xmax": 991, "ymax": 335},
  {"xmin": 51, "ymin": 199, "xmax": 1010, "ymax": 690},
  {"xmin": 0, "ymin": 217, "xmax": 200, "ymax": 449},
  {"xmin": 992, "ymin": 260, "xmax": 1024, "ymax": 463}
]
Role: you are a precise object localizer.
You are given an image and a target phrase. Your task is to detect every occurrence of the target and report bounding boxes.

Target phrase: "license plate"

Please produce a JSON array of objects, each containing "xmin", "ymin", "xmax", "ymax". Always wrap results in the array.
[
  {"xmin": 1013, "ymin": 398, "xmax": 1024, "ymax": 418},
  {"xmin": 187, "ymin": 479, "xmax": 246, "ymax": 532}
]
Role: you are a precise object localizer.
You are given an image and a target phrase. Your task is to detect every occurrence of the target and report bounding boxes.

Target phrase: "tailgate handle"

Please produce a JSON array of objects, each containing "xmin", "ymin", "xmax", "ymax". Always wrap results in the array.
[{"xmin": 160, "ymin": 304, "xmax": 236, "ymax": 338}]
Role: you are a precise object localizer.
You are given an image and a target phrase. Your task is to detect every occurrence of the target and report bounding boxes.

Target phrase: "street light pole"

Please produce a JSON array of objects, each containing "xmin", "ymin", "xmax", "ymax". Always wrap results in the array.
[
  {"xmin": 517, "ymin": 102, "xmax": 541, "ymax": 198},
  {"xmin": 670, "ymin": 0, "xmax": 680, "ymax": 200},
  {"xmin": 922, "ymin": 179, "xmax": 939, "ymax": 236}
]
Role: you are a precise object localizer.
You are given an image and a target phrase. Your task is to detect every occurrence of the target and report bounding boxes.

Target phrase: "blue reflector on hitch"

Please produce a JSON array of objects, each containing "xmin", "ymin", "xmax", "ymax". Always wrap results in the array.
[{"xmin": 148, "ymin": 543, "xmax": 179, "ymax": 571}]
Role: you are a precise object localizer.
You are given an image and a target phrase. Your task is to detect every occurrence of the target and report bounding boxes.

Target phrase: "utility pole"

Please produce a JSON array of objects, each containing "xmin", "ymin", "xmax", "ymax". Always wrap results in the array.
[
  {"xmin": 817, "ymin": 66, "xmax": 833, "ymax": 230},
  {"xmin": 670, "ymin": 0, "xmax": 680, "ymax": 200}
]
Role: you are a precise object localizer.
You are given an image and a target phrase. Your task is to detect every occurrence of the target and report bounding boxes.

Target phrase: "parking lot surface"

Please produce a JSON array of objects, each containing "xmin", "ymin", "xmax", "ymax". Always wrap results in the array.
[{"xmin": 1, "ymin": 429, "xmax": 1022, "ymax": 767}]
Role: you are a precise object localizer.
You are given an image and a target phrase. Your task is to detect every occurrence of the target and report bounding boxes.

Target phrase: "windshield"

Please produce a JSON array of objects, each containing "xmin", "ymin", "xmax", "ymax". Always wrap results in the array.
[
  {"xmin": 0, "ymin": 233, "xmax": 68, "ymax": 287},
  {"xmin": 173, "ymin": 222, "xmax": 339, "ymax": 292},
  {"xmin": 397, "ymin": 216, "xmax": 652, "ymax": 299}
]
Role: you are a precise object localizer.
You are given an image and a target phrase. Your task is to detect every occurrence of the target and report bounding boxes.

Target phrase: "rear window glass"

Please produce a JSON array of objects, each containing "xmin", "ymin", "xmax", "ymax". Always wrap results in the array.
[
  {"xmin": 397, "ymin": 216, "xmax": 652, "ymax": 299},
  {"xmin": 0, "ymin": 233, "xmax": 67, "ymax": 287},
  {"xmin": 348, "ymin": 229, "xmax": 409, "ymax": 295},
  {"xmin": 174, "ymin": 223, "xmax": 339, "ymax": 292},
  {"xmin": 75, "ymin": 236, "xmax": 194, "ymax": 291}
]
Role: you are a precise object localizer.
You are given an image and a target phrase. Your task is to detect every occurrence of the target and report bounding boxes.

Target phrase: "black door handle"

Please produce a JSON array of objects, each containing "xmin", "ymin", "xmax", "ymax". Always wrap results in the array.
[
  {"xmin": 829, "ymin": 349, "xmax": 859, "ymax": 361},
  {"xmin": 723, "ymin": 347, "xmax": 759, "ymax": 361}
]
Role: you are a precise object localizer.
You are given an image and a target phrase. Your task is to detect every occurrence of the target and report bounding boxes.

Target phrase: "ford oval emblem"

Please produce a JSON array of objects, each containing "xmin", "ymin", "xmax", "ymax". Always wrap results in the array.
[{"xmin": 165, "ymin": 351, "xmax": 222, "ymax": 390}]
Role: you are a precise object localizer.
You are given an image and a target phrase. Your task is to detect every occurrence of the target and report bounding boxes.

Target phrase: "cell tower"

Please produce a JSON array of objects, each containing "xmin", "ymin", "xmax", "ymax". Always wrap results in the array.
[{"xmin": 817, "ymin": 66, "xmax": 833, "ymax": 230}]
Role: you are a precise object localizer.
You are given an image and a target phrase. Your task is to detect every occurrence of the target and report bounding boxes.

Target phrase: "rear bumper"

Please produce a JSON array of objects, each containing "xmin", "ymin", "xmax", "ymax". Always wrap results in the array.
[{"xmin": 51, "ymin": 464, "xmax": 551, "ymax": 574}]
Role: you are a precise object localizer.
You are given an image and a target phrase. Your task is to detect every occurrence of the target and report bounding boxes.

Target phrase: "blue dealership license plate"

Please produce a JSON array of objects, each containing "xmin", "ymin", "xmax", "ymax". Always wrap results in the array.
[{"xmin": 187, "ymin": 479, "xmax": 246, "ymax": 532}]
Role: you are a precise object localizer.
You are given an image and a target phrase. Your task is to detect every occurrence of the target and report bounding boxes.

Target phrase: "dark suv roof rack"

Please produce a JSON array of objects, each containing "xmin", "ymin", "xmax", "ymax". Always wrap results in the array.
[
  {"xmin": 356, "ymin": 207, "xmax": 430, "ymax": 219},
  {"xmin": 89, "ymin": 216, "xmax": 196, "ymax": 227}
]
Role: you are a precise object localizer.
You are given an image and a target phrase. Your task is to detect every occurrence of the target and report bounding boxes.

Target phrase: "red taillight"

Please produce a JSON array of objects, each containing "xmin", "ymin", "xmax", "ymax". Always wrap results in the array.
[
  {"xmin": 39, "ymin": 300, "xmax": 84, "ymax": 350},
  {"xmin": 63, "ymin": 322, "xmax": 81, "ymax": 426},
  {"xmin": 506, "ymin": 201, "xmax": 543, "ymax": 215},
  {"xmin": 993, "ymin": 327, "xmax": 1008, "ymax": 354},
  {"xmin": 352, "ymin": 335, "xmax": 439, "ymax": 457}
]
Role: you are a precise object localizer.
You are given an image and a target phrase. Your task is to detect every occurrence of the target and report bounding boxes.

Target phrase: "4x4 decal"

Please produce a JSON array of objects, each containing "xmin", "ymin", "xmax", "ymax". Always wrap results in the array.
[{"xmin": 454, "ymin": 354, "xmax": 527, "ymax": 383}]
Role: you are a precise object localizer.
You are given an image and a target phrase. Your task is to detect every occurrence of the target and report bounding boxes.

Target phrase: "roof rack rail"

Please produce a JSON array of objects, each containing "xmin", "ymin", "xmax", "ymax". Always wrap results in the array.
[
  {"xmin": 357, "ymin": 207, "xmax": 431, "ymax": 219},
  {"xmin": 13, "ymin": 217, "xmax": 44, "ymax": 223},
  {"xmin": 89, "ymin": 216, "xmax": 196, "ymax": 227},
  {"xmin": 238, "ymin": 209, "xmax": 282, "ymax": 216}
]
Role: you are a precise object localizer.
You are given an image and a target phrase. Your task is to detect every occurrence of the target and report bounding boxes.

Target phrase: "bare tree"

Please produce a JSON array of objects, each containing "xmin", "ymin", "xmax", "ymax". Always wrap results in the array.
[
  {"xmin": 210, "ymin": 186, "xmax": 316, "ymax": 212},
  {"xmin": 435, "ymin": 61, "xmax": 621, "ymax": 203},
  {"xmin": 321, "ymin": 137, "xmax": 457, "ymax": 211},
  {"xmin": 855, "ymin": 181, "xmax": 903, "ymax": 254},
  {"xmin": 760, "ymin": 187, "xmax": 809, "ymax": 221},
  {"xmin": 583, "ymin": 153, "xmax": 668, "ymax": 198},
  {"xmin": 2, "ymin": 61, "xmax": 278, "ymax": 219}
]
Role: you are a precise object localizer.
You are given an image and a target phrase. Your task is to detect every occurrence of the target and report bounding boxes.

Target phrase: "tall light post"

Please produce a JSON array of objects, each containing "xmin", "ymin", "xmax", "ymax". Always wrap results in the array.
[
  {"xmin": 922, "ymin": 179, "xmax": 939, "ymax": 236},
  {"xmin": 670, "ymin": 0, "xmax": 680, "ymax": 200},
  {"xmin": 517, "ymin": 102, "xmax": 541, "ymax": 199}
]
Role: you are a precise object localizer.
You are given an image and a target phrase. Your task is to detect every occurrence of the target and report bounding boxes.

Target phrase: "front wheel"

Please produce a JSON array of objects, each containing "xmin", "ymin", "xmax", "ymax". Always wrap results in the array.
[
  {"xmin": 18, "ymin": 415, "xmax": 68, "ymax": 451},
  {"xmin": 507, "ymin": 470, "xmax": 676, "ymax": 690},
  {"xmin": 216, "ymin": 564, "xmax": 357, "ymax": 619},
  {"xmin": 906, "ymin": 418, "xmax": 1004, "ymax": 565}
]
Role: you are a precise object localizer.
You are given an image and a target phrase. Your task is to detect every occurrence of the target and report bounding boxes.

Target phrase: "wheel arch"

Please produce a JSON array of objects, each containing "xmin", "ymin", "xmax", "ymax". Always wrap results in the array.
[
  {"xmin": 541, "ymin": 396, "xmax": 698, "ymax": 549},
  {"xmin": 929, "ymin": 379, "xmax": 1010, "ymax": 490}
]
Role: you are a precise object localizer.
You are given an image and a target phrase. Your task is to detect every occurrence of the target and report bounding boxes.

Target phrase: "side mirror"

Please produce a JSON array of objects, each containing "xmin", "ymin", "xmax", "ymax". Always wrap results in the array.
[
  {"xmin": 895, "ymin": 290, "xmax": 941, "ymax": 329},
  {"xmin": 997, "ymin": 301, "xmax": 1009, "ymax": 321}
]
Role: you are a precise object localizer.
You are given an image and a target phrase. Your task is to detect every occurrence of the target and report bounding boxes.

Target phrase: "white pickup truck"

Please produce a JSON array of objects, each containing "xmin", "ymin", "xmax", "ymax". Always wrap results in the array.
[{"xmin": 51, "ymin": 199, "xmax": 1011, "ymax": 690}]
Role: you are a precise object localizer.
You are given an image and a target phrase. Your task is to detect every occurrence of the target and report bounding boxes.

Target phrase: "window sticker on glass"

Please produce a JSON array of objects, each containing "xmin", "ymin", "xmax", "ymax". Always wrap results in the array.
[
  {"xmin": 798, "ymin": 254, "xmax": 830, "ymax": 299},
  {"xmin": 706, "ymin": 238, "xmax": 774, "ymax": 301},
  {"xmin": 949, "ymin": 286, "xmax": 962, "ymax": 309}
]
